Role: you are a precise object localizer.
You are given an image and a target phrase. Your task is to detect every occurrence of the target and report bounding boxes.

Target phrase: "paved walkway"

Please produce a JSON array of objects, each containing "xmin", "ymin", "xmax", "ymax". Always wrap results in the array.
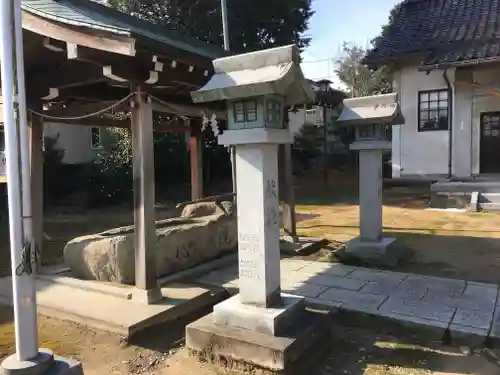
[{"xmin": 195, "ymin": 258, "xmax": 500, "ymax": 346}]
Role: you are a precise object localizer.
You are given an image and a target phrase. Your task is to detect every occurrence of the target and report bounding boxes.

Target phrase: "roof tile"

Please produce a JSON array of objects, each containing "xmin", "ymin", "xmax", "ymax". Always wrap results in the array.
[{"xmin": 366, "ymin": 0, "xmax": 500, "ymax": 68}]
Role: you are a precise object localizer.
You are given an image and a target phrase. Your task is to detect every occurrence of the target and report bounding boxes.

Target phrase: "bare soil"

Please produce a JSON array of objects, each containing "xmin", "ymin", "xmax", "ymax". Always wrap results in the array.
[
  {"xmin": 0, "ymin": 303, "xmax": 498, "ymax": 375},
  {"xmin": 292, "ymin": 171, "xmax": 500, "ymax": 284}
]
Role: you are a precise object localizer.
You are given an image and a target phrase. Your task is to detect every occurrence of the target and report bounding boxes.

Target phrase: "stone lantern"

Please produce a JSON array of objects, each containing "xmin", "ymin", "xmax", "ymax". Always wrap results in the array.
[
  {"xmin": 336, "ymin": 93, "xmax": 405, "ymax": 266},
  {"xmin": 186, "ymin": 45, "xmax": 324, "ymax": 372}
]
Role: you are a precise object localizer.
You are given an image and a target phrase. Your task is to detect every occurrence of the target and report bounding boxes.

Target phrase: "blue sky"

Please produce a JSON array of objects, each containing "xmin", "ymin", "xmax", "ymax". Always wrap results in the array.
[{"xmin": 300, "ymin": 0, "xmax": 400, "ymax": 88}]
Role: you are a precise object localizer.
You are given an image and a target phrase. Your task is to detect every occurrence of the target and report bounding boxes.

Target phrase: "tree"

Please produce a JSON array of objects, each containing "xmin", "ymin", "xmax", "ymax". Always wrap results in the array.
[
  {"xmin": 107, "ymin": 0, "xmax": 314, "ymax": 53},
  {"xmin": 335, "ymin": 42, "xmax": 392, "ymax": 98}
]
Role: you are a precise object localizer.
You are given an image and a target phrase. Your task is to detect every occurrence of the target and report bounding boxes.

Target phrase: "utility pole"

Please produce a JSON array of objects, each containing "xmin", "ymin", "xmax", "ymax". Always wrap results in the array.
[
  {"xmin": 221, "ymin": 0, "xmax": 230, "ymax": 51},
  {"xmin": 220, "ymin": 0, "xmax": 237, "ymax": 194},
  {"xmin": 0, "ymin": 0, "xmax": 39, "ymax": 362}
]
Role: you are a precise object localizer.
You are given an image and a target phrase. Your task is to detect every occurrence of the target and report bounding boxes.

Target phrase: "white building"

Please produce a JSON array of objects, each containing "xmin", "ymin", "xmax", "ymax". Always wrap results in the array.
[{"xmin": 366, "ymin": 0, "xmax": 500, "ymax": 180}]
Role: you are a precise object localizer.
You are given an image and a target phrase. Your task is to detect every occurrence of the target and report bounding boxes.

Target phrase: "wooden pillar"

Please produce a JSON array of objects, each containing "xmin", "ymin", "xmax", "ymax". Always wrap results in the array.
[
  {"xmin": 189, "ymin": 119, "xmax": 203, "ymax": 200},
  {"xmin": 279, "ymin": 144, "xmax": 297, "ymax": 239},
  {"xmin": 29, "ymin": 114, "xmax": 43, "ymax": 266},
  {"xmin": 130, "ymin": 83, "xmax": 161, "ymax": 302}
]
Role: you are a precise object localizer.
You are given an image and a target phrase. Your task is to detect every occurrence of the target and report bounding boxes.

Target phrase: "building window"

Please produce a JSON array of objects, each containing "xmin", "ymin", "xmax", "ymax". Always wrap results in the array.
[
  {"xmin": 418, "ymin": 90, "xmax": 449, "ymax": 131},
  {"xmin": 266, "ymin": 100, "xmax": 282, "ymax": 124},
  {"xmin": 233, "ymin": 100, "xmax": 258, "ymax": 123},
  {"xmin": 90, "ymin": 127, "xmax": 102, "ymax": 149}
]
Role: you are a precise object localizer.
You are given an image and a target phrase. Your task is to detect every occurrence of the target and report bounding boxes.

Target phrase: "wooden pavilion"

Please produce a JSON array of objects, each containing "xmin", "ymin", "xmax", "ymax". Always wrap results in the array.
[{"xmin": 0, "ymin": 0, "xmax": 233, "ymax": 301}]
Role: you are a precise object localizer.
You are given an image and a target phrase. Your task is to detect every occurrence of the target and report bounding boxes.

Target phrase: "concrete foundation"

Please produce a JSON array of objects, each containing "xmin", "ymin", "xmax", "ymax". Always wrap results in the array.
[
  {"xmin": 186, "ymin": 309, "xmax": 330, "ymax": 373},
  {"xmin": 0, "ymin": 349, "xmax": 83, "ymax": 375},
  {"xmin": 344, "ymin": 237, "xmax": 400, "ymax": 266},
  {"xmin": 213, "ymin": 293, "xmax": 304, "ymax": 336}
]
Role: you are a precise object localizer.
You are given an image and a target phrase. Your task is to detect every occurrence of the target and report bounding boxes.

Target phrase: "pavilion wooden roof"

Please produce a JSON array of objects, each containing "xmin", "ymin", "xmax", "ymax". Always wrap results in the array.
[{"xmin": 0, "ymin": 0, "xmax": 230, "ymax": 128}]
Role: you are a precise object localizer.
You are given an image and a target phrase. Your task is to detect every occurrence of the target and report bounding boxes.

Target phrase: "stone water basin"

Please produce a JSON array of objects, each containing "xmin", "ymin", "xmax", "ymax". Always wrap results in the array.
[{"xmin": 63, "ymin": 202, "xmax": 237, "ymax": 284}]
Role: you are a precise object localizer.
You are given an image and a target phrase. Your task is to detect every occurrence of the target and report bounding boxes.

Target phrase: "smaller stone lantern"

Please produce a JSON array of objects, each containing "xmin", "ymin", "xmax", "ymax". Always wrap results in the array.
[{"xmin": 337, "ymin": 93, "xmax": 405, "ymax": 266}]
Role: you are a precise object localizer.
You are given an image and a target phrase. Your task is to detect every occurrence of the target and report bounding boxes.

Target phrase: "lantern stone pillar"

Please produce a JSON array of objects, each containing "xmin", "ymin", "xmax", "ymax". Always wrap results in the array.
[
  {"xmin": 185, "ymin": 45, "xmax": 329, "ymax": 372},
  {"xmin": 337, "ymin": 93, "xmax": 406, "ymax": 266}
]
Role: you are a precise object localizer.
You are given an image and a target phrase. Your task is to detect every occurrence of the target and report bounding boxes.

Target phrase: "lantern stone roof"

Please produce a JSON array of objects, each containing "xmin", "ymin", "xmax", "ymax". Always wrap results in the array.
[
  {"xmin": 337, "ymin": 93, "xmax": 405, "ymax": 127},
  {"xmin": 190, "ymin": 45, "xmax": 315, "ymax": 106}
]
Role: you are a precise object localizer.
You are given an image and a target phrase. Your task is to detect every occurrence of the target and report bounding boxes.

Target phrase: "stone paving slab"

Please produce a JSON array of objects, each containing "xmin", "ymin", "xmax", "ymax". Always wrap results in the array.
[{"xmin": 194, "ymin": 259, "xmax": 500, "ymax": 346}]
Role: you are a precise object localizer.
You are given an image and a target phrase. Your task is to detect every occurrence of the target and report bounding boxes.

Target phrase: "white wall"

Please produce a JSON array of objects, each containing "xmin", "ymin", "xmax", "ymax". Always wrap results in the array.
[
  {"xmin": 393, "ymin": 65, "xmax": 454, "ymax": 178},
  {"xmin": 43, "ymin": 123, "xmax": 99, "ymax": 165}
]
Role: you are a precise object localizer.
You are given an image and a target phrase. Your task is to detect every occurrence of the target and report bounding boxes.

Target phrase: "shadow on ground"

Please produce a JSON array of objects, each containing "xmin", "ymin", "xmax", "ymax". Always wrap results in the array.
[{"xmin": 317, "ymin": 323, "xmax": 499, "ymax": 375}]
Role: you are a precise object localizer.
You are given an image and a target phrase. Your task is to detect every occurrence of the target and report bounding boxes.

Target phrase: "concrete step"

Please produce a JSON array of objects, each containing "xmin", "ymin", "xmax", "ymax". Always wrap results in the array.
[
  {"xmin": 480, "ymin": 193, "xmax": 500, "ymax": 203},
  {"xmin": 432, "ymin": 181, "xmax": 500, "ymax": 194},
  {"xmin": 479, "ymin": 202, "xmax": 500, "ymax": 212}
]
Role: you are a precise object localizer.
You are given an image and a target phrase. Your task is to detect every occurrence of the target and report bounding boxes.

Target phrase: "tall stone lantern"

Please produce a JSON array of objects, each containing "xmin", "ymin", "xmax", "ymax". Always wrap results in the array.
[
  {"xmin": 185, "ymin": 45, "xmax": 326, "ymax": 372},
  {"xmin": 336, "ymin": 93, "xmax": 405, "ymax": 266}
]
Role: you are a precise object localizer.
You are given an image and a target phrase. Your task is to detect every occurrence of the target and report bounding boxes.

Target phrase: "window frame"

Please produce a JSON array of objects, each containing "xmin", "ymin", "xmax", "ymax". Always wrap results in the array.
[
  {"xmin": 90, "ymin": 126, "xmax": 102, "ymax": 149},
  {"xmin": 417, "ymin": 89, "xmax": 450, "ymax": 132},
  {"xmin": 233, "ymin": 100, "xmax": 258, "ymax": 123},
  {"xmin": 266, "ymin": 99, "xmax": 282, "ymax": 125}
]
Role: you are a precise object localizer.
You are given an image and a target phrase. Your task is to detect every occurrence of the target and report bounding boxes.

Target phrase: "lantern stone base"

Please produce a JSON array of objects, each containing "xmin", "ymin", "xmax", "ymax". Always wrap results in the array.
[
  {"xmin": 0, "ymin": 349, "xmax": 83, "ymax": 375},
  {"xmin": 186, "ymin": 302, "xmax": 330, "ymax": 373},
  {"xmin": 212, "ymin": 293, "xmax": 304, "ymax": 336},
  {"xmin": 344, "ymin": 236, "xmax": 400, "ymax": 267}
]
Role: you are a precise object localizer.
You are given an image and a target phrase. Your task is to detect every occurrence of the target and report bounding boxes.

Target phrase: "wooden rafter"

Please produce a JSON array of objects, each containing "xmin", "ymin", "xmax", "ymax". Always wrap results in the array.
[{"xmin": 22, "ymin": 11, "xmax": 136, "ymax": 56}]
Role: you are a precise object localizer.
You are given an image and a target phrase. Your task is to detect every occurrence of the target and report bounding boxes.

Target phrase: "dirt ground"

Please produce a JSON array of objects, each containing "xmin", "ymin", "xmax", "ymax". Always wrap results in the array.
[
  {"xmin": 0, "ymin": 304, "xmax": 499, "ymax": 375},
  {"xmin": 292, "ymin": 171, "xmax": 500, "ymax": 284}
]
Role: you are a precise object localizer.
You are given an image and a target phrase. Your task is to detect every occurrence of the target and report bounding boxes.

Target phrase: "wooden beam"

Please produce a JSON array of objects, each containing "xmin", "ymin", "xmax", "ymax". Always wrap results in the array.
[
  {"xmin": 189, "ymin": 120, "xmax": 203, "ymax": 200},
  {"xmin": 130, "ymin": 83, "xmax": 161, "ymax": 300},
  {"xmin": 68, "ymin": 44, "xmax": 159, "ymax": 84},
  {"xmin": 22, "ymin": 11, "xmax": 136, "ymax": 56},
  {"xmin": 29, "ymin": 114, "xmax": 44, "ymax": 264}
]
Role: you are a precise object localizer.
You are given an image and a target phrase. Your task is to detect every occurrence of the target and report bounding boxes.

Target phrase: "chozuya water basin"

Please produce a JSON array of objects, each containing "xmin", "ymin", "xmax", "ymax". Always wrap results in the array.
[{"xmin": 63, "ymin": 201, "xmax": 237, "ymax": 284}]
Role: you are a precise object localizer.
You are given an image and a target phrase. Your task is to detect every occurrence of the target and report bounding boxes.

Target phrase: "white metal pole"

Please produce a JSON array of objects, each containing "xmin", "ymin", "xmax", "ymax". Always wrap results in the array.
[
  {"xmin": 0, "ymin": 0, "xmax": 39, "ymax": 361},
  {"xmin": 221, "ymin": 0, "xmax": 230, "ymax": 51},
  {"xmin": 220, "ymin": 0, "xmax": 236, "ymax": 193}
]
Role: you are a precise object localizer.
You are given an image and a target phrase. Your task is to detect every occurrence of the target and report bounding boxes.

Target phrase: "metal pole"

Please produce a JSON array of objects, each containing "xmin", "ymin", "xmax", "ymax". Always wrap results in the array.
[
  {"xmin": 323, "ymin": 104, "xmax": 328, "ymax": 185},
  {"xmin": 0, "ymin": 0, "xmax": 39, "ymax": 361},
  {"xmin": 220, "ymin": 0, "xmax": 236, "ymax": 194},
  {"xmin": 221, "ymin": 0, "xmax": 230, "ymax": 51}
]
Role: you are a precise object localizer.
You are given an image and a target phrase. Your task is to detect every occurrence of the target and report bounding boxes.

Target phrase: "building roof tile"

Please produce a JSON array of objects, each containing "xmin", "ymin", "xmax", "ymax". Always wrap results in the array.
[{"xmin": 366, "ymin": 0, "xmax": 500, "ymax": 69}]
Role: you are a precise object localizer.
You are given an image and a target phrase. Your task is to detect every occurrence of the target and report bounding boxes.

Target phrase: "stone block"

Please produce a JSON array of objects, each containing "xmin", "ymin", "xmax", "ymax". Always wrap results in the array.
[
  {"xmin": 488, "ymin": 305, "xmax": 500, "ymax": 342},
  {"xmin": 317, "ymin": 288, "xmax": 388, "ymax": 310},
  {"xmin": 379, "ymin": 297, "xmax": 456, "ymax": 323},
  {"xmin": 344, "ymin": 237, "xmax": 401, "ymax": 266},
  {"xmin": 213, "ymin": 294, "xmax": 304, "ymax": 336},
  {"xmin": 358, "ymin": 280, "xmax": 401, "ymax": 296},
  {"xmin": 348, "ymin": 268, "xmax": 406, "ymax": 284},
  {"xmin": 304, "ymin": 275, "xmax": 366, "ymax": 291},
  {"xmin": 186, "ymin": 310, "xmax": 330, "ymax": 373},
  {"xmin": 423, "ymin": 285, "xmax": 497, "ymax": 311},
  {"xmin": 452, "ymin": 309, "xmax": 494, "ymax": 330},
  {"xmin": 64, "ymin": 203, "xmax": 237, "ymax": 284},
  {"xmin": 403, "ymin": 275, "xmax": 466, "ymax": 297},
  {"xmin": 379, "ymin": 313, "xmax": 449, "ymax": 342},
  {"xmin": 297, "ymin": 263, "xmax": 355, "ymax": 278},
  {"xmin": 463, "ymin": 283, "xmax": 499, "ymax": 301},
  {"xmin": 282, "ymin": 282, "xmax": 327, "ymax": 298}
]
